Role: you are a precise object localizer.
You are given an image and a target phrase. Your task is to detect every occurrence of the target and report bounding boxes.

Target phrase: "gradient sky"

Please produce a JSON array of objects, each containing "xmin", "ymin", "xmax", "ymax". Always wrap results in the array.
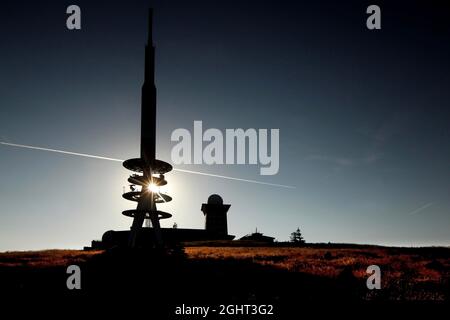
[{"xmin": 1, "ymin": 0, "xmax": 449, "ymax": 251}]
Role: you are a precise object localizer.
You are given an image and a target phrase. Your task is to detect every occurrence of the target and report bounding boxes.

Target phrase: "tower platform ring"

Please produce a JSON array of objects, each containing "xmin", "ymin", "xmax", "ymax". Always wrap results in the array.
[
  {"xmin": 122, "ymin": 209, "xmax": 172, "ymax": 220},
  {"xmin": 123, "ymin": 158, "xmax": 172, "ymax": 174},
  {"xmin": 122, "ymin": 191, "xmax": 172, "ymax": 203},
  {"xmin": 127, "ymin": 174, "xmax": 167, "ymax": 186}
]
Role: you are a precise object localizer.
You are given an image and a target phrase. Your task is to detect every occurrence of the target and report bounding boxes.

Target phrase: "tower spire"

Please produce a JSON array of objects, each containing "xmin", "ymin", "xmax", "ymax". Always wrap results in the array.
[
  {"xmin": 148, "ymin": 8, "xmax": 153, "ymax": 44},
  {"xmin": 141, "ymin": 8, "xmax": 156, "ymax": 162}
]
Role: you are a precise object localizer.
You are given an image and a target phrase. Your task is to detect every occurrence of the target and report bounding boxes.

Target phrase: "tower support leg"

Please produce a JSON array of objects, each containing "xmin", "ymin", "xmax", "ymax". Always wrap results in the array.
[{"xmin": 128, "ymin": 212, "xmax": 146, "ymax": 248}]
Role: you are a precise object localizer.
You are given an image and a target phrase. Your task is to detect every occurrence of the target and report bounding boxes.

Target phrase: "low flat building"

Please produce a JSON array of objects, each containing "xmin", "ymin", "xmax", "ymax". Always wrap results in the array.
[
  {"xmin": 239, "ymin": 230, "xmax": 275, "ymax": 243},
  {"xmin": 88, "ymin": 194, "xmax": 234, "ymax": 249}
]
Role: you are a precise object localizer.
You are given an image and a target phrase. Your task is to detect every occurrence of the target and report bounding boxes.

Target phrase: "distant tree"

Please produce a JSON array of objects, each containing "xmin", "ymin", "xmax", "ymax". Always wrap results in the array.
[
  {"xmin": 290, "ymin": 227, "xmax": 305, "ymax": 244},
  {"xmin": 172, "ymin": 222, "xmax": 178, "ymax": 229}
]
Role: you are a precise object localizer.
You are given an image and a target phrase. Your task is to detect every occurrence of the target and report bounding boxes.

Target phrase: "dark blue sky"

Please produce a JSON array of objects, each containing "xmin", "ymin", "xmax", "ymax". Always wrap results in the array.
[{"xmin": 1, "ymin": 0, "xmax": 449, "ymax": 250}]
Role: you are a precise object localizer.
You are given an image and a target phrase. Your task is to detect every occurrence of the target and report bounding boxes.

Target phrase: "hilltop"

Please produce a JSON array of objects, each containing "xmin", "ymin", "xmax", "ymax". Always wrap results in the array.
[{"xmin": 1, "ymin": 244, "xmax": 448, "ymax": 314}]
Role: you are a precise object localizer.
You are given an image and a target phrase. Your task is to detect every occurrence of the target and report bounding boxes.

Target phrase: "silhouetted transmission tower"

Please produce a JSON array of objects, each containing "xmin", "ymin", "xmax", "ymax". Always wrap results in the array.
[{"xmin": 122, "ymin": 9, "xmax": 172, "ymax": 248}]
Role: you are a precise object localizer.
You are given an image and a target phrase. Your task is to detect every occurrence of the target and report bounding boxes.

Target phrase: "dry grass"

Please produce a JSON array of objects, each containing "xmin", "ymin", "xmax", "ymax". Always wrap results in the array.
[
  {"xmin": 185, "ymin": 246, "xmax": 450, "ymax": 300},
  {"xmin": 0, "ymin": 249, "xmax": 102, "ymax": 268},
  {"xmin": 1, "ymin": 246, "xmax": 448, "ymax": 300}
]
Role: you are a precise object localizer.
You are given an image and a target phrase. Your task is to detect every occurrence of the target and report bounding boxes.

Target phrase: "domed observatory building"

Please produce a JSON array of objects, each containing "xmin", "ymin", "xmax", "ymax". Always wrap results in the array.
[{"xmin": 202, "ymin": 194, "xmax": 231, "ymax": 236}]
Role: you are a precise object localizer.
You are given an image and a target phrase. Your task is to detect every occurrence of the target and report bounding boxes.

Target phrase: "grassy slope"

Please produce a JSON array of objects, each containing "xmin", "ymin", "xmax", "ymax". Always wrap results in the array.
[{"xmin": 0, "ymin": 245, "xmax": 449, "ymax": 301}]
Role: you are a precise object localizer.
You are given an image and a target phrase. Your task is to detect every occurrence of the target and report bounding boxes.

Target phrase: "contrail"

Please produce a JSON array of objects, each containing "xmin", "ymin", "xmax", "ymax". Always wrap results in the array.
[
  {"xmin": 173, "ymin": 168, "xmax": 295, "ymax": 189},
  {"xmin": 0, "ymin": 141, "xmax": 124, "ymax": 162},
  {"xmin": 1, "ymin": 141, "xmax": 295, "ymax": 189},
  {"xmin": 407, "ymin": 202, "xmax": 434, "ymax": 215}
]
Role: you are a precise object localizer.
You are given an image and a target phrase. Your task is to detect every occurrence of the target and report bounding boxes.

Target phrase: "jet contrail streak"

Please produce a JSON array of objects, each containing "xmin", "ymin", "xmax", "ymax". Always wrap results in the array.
[
  {"xmin": 0, "ymin": 141, "xmax": 124, "ymax": 162},
  {"xmin": 1, "ymin": 141, "xmax": 296, "ymax": 189},
  {"xmin": 173, "ymin": 168, "xmax": 295, "ymax": 189},
  {"xmin": 407, "ymin": 202, "xmax": 434, "ymax": 215}
]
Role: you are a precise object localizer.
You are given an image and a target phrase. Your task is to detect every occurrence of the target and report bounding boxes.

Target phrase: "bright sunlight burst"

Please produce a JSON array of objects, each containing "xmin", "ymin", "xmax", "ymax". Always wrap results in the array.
[{"xmin": 147, "ymin": 183, "xmax": 160, "ymax": 193}]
